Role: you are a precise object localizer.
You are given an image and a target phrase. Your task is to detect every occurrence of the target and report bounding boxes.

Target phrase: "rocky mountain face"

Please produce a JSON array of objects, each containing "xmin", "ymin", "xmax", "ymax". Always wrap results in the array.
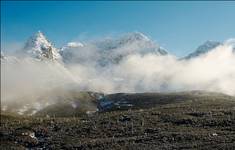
[
  {"xmin": 23, "ymin": 31, "xmax": 61, "ymax": 61},
  {"xmin": 183, "ymin": 41, "xmax": 222, "ymax": 59},
  {"xmin": 60, "ymin": 32, "xmax": 168, "ymax": 66},
  {"xmin": 96, "ymin": 32, "xmax": 168, "ymax": 66}
]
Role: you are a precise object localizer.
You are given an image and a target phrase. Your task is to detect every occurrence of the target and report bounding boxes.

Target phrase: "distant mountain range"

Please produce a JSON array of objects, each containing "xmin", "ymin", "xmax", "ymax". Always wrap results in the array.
[{"xmin": 1, "ymin": 31, "xmax": 234, "ymax": 65}]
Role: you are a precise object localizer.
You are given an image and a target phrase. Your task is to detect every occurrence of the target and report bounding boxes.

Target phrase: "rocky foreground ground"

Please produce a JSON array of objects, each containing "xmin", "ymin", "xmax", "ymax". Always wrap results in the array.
[{"xmin": 1, "ymin": 92, "xmax": 235, "ymax": 149}]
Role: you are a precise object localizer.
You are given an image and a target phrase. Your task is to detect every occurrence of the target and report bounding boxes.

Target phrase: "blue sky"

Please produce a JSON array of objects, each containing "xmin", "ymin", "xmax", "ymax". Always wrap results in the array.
[{"xmin": 1, "ymin": 1, "xmax": 235, "ymax": 56}]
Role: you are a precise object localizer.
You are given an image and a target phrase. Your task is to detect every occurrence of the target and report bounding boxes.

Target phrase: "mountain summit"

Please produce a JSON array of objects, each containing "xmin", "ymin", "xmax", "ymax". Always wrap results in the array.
[
  {"xmin": 60, "ymin": 32, "xmax": 168, "ymax": 66},
  {"xmin": 23, "ymin": 31, "xmax": 61, "ymax": 61},
  {"xmin": 118, "ymin": 32, "xmax": 151, "ymax": 44},
  {"xmin": 184, "ymin": 40, "xmax": 222, "ymax": 59},
  {"xmin": 96, "ymin": 32, "xmax": 168, "ymax": 66},
  {"xmin": 96, "ymin": 32, "xmax": 167, "ymax": 55}
]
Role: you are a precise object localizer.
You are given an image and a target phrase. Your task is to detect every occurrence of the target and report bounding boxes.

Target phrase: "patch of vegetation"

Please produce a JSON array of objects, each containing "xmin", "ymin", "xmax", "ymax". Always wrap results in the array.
[{"xmin": 1, "ymin": 91, "xmax": 235, "ymax": 149}]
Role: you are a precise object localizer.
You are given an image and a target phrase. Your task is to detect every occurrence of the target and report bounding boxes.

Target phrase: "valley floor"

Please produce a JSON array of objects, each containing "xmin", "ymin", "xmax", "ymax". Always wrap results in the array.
[{"xmin": 1, "ymin": 99, "xmax": 235, "ymax": 150}]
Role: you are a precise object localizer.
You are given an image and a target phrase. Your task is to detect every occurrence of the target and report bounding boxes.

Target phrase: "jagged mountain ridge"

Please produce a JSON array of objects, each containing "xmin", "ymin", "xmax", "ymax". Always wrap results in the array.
[
  {"xmin": 60, "ymin": 32, "xmax": 168, "ymax": 66},
  {"xmin": 23, "ymin": 31, "xmax": 61, "ymax": 61},
  {"xmin": 2, "ymin": 31, "xmax": 235, "ymax": 64},
  {"xmin": 96, "ymin": 32, "xmax": 168, "ymax": 54},
  {"xmin": 183, "ymin": 41, "xmax": 222, "ymax": 59}
]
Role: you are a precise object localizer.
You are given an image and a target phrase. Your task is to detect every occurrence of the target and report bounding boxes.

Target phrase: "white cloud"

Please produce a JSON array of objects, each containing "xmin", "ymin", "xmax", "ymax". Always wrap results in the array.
[{"xmin": 1, "ymin": 36, "xmax": 235, "ymax": 113}]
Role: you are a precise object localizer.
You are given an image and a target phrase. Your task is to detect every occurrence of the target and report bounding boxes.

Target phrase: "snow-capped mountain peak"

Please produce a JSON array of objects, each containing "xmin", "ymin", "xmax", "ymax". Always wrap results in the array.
[
  {"xmin": 61, "ymin": 42, "xmax": 84, "ymax": 51},
  {"xmin": 184, "ymin": 40, "xmax": 222, "ymax": 59},
  {"xmin": 196, "ymin": 40, "xmax": 221, "ymax": 52},
  {"xmin": 120, "ymin": 32, "xmax": 151, "ymax": 43},
  {"xmin": 67, "ymin": 42, "xmax": 84, "ymax": 47},
  {"xmin": 96, "ymin": 32, "xmax": 152, "ymax": 51},
  {"xmin": 24, "ymin": 31, "xmax": 50, "ymax": 50},
  {"xmin": 59, "ymin": 32, "xmax": 168, "ymax": 66},
  {"xmin": 23, "ymin": 31, "xmax": 61, "ymax": 61}
]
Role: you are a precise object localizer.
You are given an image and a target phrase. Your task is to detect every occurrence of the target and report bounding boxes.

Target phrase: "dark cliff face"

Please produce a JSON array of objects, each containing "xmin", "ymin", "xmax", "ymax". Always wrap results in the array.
[{"xmin": 41, "ymin": 46, "xmax": 54, "ymax": 60}]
